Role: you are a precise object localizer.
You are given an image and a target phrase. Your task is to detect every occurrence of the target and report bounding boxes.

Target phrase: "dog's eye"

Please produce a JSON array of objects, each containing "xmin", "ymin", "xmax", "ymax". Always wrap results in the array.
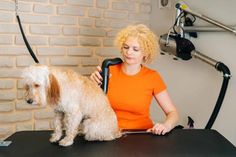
[
  {"xmin": 34, "ymin": 84, "xmax": 40, "ymax": 88},
  {"xmin": 25, "ymin": 85, "xmax": 29, "ymax": 90}
]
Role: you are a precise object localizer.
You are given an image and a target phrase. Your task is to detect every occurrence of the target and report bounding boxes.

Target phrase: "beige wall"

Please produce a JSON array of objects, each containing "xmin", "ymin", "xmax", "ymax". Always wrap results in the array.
[
  {"xmin": 0, "ymin": 0, "xmax": 151, "ymax": 140},
  {"xmin": 150, "ymin": 0, "xmax": 236, "ymax": 146}
]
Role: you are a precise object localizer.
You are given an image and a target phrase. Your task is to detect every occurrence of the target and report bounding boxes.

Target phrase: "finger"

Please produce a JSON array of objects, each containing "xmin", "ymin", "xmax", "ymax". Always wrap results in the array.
[
  {"xmin": 91, "ymin": 73, "xmax": 102, "ymax": 85},
  {"xmin": 90, "ymin": 73, "xmax": 96, "ymax": 82},
  {"xmin": 95, "ymin": 71, "xmax": 103, "ymax": 81},
  {"xmin": 153, "ymin": 125, "xmax": 164, "ymax": 135},
  {"xmin": 154, "ymin": 128, "xmax": 162, "ymax": 135},
  {"xmin": 150, "ymin": 127, "xmax": 158, "ymax": 135},
  {"xmin": 96, "ymin": 66, "xmax": 102, "ymax": 72},
  {"xmin": 93, "ymin": 74, "xmax": 102, "ymax": 85},
  {"xmin": 157, "ymin": 128, "xmax": 164, "ymax": 135},
  {"xmin": 161, "ymin": 129, "xmax": 167, "ymax": 135}
]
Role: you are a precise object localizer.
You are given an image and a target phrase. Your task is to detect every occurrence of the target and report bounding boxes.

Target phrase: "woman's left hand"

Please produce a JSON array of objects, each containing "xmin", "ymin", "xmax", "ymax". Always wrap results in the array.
[{"xmin": 147, "ymin": 123, "xmax": 172, "ymax": 135}]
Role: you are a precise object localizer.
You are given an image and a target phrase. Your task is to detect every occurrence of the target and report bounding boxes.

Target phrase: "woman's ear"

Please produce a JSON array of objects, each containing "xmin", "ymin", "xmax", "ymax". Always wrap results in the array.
[
  {"xmin": 143, "ymin": 55, "xmax": 148, "ymax": 63},
  {"xmin": 47, "ymin": 74, "xmax": 60, "ymax": 105}
]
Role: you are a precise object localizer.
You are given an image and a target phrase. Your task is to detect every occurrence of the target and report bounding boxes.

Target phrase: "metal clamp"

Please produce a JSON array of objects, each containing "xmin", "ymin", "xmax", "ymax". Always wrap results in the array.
[{"xmin": 0, "ymin": 140, "xmax": 12, "ymax": 147}]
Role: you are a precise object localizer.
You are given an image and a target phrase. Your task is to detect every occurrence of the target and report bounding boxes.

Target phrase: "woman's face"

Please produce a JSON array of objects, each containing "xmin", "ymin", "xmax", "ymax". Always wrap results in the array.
[{"xmin": 121, "ymin": 37, "xmax": 145, "ymax": 65}]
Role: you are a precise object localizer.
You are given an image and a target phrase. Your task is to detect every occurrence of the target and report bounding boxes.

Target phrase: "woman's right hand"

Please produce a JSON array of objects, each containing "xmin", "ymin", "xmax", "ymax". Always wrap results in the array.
[{"xmin": 90, "ymin": 66, "xmax": 103, "ymax": 85}]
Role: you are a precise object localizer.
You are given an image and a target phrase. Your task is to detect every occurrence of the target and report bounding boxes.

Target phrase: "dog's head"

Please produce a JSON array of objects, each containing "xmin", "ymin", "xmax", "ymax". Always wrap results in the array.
[{"xmin": 21, "ymin": 65, "xmax": 60, "ymax": 106}]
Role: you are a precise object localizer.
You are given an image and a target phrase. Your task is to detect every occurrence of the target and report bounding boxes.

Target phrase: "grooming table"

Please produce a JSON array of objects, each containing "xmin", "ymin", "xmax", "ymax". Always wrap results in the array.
[{"xmin": 0, "ymin": 129, "xmax": 235, "ymax": 157}]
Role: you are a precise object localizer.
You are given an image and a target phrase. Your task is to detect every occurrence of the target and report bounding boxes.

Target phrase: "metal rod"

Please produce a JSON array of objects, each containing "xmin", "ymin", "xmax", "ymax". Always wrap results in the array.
[
  {"xmin": 122, "ymin": 131, "xmax": 150, "ymax": 135},
  {"xmin": 183, "ymin": 26, "xmax": 236, "ymax": 32},
  {"xmin": 180, "ymin": 8, "xmax": 236, "ymax": 35},
  {"xmin": 191, "ymin": 50, "xmax": 218, "ymax": 67}
]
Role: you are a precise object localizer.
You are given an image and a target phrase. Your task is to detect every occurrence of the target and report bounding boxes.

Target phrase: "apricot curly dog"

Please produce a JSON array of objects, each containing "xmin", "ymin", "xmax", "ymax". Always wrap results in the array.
[{"xmin": 22, "ymin": 65, "xmax": 121, "ymax": 146}]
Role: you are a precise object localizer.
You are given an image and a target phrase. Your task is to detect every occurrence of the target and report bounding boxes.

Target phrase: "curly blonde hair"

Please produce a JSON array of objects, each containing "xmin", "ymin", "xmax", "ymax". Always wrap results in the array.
[{"xmin": 114, "ymin": 24, "xmax": 159, "ymax": 64}]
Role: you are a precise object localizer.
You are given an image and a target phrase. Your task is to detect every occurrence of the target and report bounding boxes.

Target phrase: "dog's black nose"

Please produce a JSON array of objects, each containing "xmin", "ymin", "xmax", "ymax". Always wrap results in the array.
[{"xmin": 26, "ymin": 99, "xmax": 33, "ymax": 104}]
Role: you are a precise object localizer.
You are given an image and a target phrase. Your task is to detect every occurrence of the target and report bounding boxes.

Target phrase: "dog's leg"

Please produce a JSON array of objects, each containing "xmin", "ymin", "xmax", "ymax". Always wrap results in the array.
[
  {"xmin": 77, "ymin": 124, "xmax": 84, "ymax": 136},
  {"xmin": 50, "ymin": 111, "xmax": 64, "ymax": 143},
  {"xmin": 59, "ymin": 112, "xmax": 82, "ymax": 147}
]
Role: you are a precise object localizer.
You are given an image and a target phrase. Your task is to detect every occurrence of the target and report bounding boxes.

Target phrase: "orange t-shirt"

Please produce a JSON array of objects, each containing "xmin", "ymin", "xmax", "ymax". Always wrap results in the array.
[{"xmin": 107, "ymin": 64, "xmax": 166, "ymax": 130}]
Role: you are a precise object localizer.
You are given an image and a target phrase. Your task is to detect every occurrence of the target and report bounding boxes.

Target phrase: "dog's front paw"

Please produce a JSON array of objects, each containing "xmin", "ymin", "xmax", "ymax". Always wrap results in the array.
[
  {"xmin": 50, "ymin": 133, "xmax": 62, "ymax": 143},
  {"xmin": 59, "ymin": 137, "xmax": 74, "ymax": 147}
]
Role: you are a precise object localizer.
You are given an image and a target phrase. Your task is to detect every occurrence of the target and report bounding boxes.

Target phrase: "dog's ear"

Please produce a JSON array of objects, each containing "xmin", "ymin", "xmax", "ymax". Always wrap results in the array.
[{"xmin": 47, "ymin": 74, "xmax": 60, "ymax": 105}]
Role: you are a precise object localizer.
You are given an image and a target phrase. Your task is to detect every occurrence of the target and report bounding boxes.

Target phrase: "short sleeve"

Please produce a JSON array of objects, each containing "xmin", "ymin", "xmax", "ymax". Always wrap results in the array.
[{"xmin": 152, "ymin": 71, "xmax": 167, "ymax": 95}]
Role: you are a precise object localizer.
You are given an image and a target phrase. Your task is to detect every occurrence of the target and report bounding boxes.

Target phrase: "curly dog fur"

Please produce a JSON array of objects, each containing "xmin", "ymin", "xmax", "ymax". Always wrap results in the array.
[{"xmin": 21, "ymin": 65, "xmax": 121, "ymax": 146}]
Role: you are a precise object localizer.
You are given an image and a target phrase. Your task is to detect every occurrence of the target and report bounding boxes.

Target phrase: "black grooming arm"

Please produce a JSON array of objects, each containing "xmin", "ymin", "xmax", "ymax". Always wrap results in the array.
[
  {"xmin": 16, "ymin": 15, "xmax": 39, "ymax": 64},
  {"xmin": 100, "ymin": 58, "xmax": 123, "ymax": 94}
]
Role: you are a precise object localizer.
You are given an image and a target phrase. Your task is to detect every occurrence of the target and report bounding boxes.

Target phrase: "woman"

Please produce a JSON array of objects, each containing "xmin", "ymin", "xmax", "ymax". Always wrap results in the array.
[{"xmin": 90, "ymin": 24, "xmax": 179, "ymax": 135}]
